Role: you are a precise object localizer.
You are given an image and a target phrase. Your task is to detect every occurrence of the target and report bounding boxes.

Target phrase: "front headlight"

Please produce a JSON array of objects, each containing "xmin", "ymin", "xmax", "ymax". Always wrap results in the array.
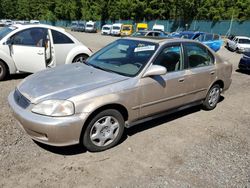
[{"xmin": 31, "ymin": 100, "xmax": 75, "ymax": 117}]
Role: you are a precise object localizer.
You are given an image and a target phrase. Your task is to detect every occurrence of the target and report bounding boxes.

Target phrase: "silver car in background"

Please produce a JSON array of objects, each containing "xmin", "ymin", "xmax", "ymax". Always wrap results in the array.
[{"xmin": 8, "ymin": 37, "xmax": 232, "ymax": 152}]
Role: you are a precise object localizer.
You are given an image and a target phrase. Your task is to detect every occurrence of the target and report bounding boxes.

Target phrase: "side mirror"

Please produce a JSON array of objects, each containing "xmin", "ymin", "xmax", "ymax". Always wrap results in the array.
[{"xmin": 143, "ymin": 65, "xmax": 167, "ymax": 78}]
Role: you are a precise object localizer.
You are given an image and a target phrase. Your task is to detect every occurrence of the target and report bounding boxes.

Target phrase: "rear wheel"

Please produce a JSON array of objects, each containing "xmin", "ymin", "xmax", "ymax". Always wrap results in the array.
[
  {"xmin": 72, "ymin": 54, "xmax": 89, "ymax": 63},
  {"xmin": 83, "ymin": 109, "xmax": 125, "ymax": 152},
  {"xmin": 0, "ymin": 61, "xmax": 8, "ymax": 81},
  {"xmin": 202, "ymin": 84, "xmax": 221, "ymax": 110}
]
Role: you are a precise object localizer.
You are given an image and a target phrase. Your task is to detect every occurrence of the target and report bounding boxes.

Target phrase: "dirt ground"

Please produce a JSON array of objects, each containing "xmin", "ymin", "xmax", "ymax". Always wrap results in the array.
[{"xmin": 0, "ymin": 32, "xmax": 249, "ymax": 188}]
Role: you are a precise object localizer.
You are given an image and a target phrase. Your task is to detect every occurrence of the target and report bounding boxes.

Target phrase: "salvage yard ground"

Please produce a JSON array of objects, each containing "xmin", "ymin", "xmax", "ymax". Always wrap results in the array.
[{"xmin": 0, "ymin": 31, "xmax": 249, "ymax": 188}]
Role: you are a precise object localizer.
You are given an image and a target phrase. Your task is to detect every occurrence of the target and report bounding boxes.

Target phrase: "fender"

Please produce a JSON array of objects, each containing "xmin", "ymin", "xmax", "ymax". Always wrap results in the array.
[
  {"xmin": 0, "ymin": 48, "xmax": 17, "ymax": 74},
  {"xmin": 65, "ymin": 45, "xmax": 92, "ymax": 64}
]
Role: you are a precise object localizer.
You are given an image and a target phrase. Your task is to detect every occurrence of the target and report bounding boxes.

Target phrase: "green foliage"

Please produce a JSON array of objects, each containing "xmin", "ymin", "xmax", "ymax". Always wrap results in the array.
[{"xmin": 0, "ymin": 0, "xmax": 250, "ymax": 21}]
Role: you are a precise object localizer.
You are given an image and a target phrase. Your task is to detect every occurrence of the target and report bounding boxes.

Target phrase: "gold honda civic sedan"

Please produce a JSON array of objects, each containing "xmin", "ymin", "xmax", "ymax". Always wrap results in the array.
[{"xmin": 8, "ymin": 37, "xmax": 232, "ymax": 152}]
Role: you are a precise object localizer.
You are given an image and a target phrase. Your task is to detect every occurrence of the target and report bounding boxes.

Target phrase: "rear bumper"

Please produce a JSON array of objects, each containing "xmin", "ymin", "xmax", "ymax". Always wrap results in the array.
[{"xmin": 8, "ymin": 91, "xmax": 88, "ymax": 146}]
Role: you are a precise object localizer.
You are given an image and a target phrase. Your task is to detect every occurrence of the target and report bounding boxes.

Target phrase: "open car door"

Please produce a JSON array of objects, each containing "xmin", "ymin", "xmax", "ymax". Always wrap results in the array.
[{"xmin": 9, "ymin": 28, "xmax": 49, "ymax": 73}]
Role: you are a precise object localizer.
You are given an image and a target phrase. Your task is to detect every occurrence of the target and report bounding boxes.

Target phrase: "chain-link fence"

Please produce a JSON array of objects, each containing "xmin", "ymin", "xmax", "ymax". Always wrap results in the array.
[{"xmin": 41, "ymin": 20, "xmax": 250, "ymax": 37}]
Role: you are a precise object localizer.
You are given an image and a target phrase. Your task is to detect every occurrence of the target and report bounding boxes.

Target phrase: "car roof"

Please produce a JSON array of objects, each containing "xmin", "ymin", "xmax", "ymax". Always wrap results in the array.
[
  {"xmin": 103, "ymin": 24, "xmax": 112, "ymax": 27},
  {"xmin": 235, "ymin": 36, "xmax": 250, "ymax": 39},
  {"xmin": 125, "ymin": 36, "xmax": 193, "ymax": 44},
  {"xmin": 136, "ymin": 30, "xmax": 163, "ymax": 33},
  {"xmin": 112, "ymin": 23, "xmax": 123, "ymax": 26},
  {"xmin": 180, "ymin": 31, "xmax": 204, "ymax": 34},
  {"xmin": 12, "ymin": 24, "xmax": 65, "ymax": 32}
]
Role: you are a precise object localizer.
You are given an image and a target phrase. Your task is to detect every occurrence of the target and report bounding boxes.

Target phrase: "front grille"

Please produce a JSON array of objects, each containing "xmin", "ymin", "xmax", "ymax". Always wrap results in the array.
[{"xmin": 14, "ymin": 89, "xmax": 30, "ymax": 109}]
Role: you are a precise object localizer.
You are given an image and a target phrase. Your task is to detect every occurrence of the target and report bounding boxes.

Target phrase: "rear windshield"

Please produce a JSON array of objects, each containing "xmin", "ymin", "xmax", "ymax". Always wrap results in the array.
[{"xmin": 204, "ymin": 34, "xmax": 213, "ymax": 41}]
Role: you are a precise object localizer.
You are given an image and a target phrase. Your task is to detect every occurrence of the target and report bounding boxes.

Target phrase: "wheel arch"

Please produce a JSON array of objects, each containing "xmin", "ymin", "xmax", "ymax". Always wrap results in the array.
[
  {"xmin": 79, "ymin": 103, "xmax": 129, "ymax": 142},
  {"xmin": 72, "ymin": 53, "xmax": 89, "ymax": 63},
  {"xmin": 65, "ymin": 46, "xmax": 92, "ymax": 64},
  {"xmin": 212, "ymin": 80, "xmax": 224, "ymax": 89},
  {"xmin": 0, "ymin": 50, "xmax": 17, "ymax": 74},
  {"xmin": 0, "ymin": 58, "xmax": 9, "ymax": 72}
]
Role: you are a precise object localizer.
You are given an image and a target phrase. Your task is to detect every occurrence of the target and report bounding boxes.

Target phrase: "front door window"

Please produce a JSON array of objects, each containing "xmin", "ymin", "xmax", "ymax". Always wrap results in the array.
[{"xmin": 11, "ymin": 28, "xmax": 48, "ymax": 47}]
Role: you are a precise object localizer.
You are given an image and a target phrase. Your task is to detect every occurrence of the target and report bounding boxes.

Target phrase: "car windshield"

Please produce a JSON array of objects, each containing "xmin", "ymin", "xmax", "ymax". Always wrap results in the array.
[
  {"xmin": 113, "ymin": 26, "xmax": 120, "ymax": 30},
  {"xmin": 138, "ymin": 28, "xmax": 147, "ymax": 31},
  {"xmin": 0, "ymin": 26, "xmax": 16, "ymax": 40},
  {"xmin": 71, "ymin": 23, "xmax": 77, "ymax": 26},
  {"xmin": 86, "ymin": 24, "xmax": 93, "ymax": 27},
  {"xmin": 122, "ymin": 26, "xmax": 131, "ymax": 31},
  {"xmin": 103, "ymin": 27, "xmax": 110, "ymax": 30},
  {"xmin": 0, "ymin": 26, "xmax": 17, "ymax": 40},
  {"xmin": 239, "ymin": 39, "xmax": 250, "ymax": 44},
  {"xmin": 86, "ymin": 39, "xmax": 158, "ymax": 77},
  {"xmin": 153, "ymin": 29, "xmax": 163, "ymax": 32},
  {"xmin": 79, "ymin": 24, "xmax": 84, "ymax": 27}
]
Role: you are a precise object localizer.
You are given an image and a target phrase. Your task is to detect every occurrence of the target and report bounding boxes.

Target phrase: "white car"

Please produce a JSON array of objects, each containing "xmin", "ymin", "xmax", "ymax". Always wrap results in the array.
[
  {"xmin": 152, "ymin": 24, "xmax": 165, "ymax": 32},
  {"xmin": 85, "ymin": 21, "xmax": 97, "ymax": 33},
  {"xmin": 226, "ymin": 36, "xmax": 250, "ymax": 53},
  {"xmin": 0, "ymin": 24, "xmax": 92, "ymax": 80},
  {"xmin": 111, "ymin": 23, "xmax": 123, "ymax": 36},
  {"xmin": 101, "ymin": 24, "xmax": 112, "ymax": 35},
  {"xmin": 30, "ymin": 20, "xmax": 40, "ymax": 24}
]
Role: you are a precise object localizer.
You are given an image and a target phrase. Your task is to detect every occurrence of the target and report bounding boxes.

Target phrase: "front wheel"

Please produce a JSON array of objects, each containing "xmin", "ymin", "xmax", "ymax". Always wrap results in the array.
[
  {"xmin": 72, "ymin": 54, "xmax": 89, "ymax": 63},
  {"xmin": 83, "ymin": 109, "xmax": 125, "ymax": 152},
  {"xmin": 0, "ymin": 61, "xmax": 8, "ymax": 81},
  {"xmin": 202, "ymin": 84, "xmax": 221, "ymax": 110}
]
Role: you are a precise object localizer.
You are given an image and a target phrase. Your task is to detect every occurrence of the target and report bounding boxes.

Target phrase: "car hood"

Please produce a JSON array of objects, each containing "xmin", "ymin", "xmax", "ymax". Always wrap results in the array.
[{"xmin": 17, "ymin": 63, "xmax": 129, "ymax": 103}]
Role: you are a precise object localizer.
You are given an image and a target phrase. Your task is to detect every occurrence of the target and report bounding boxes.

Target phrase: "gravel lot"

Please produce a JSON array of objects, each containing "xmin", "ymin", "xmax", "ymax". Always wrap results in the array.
[{"xmin": 0, "ymin": 31, "xmax": 249, "ymax": 188}]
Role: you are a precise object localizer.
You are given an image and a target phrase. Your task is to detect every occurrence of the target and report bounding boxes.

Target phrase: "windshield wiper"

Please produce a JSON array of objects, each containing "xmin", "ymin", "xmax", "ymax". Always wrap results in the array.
[{"xmin": 90, "ymin": 64, "xmax": 124, "ymax": 75}]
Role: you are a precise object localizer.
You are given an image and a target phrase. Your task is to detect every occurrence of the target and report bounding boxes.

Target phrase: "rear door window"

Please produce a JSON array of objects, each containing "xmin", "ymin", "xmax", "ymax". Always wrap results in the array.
[
  {"xmin": 51, "ymin": 30, "xmax": 74, "ymax": 44},
  {"xmin": 184, "ymin": 43, "xmax": 214, "ymax": 69}
]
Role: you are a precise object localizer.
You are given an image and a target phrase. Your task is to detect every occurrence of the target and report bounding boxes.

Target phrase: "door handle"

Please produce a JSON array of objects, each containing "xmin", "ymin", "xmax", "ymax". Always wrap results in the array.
[
  {"xmin": 37, "ymin": 52, "xmax": 44, "ymax": 55},
  {"xmin": 178, "ymin": 78, "xmax": 185, "ymax": 82},
  {"xmin": 210, "ymin": 71, "xmax": 215, "ymax": 75}
]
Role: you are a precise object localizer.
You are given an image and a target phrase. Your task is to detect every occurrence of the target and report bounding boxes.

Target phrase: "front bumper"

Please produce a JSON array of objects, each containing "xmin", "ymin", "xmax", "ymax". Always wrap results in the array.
[
  {"xmin": 8, "ymin": 91, "xmax": 88, "ymax": 146},
  {"xmin": 102, "ymin": 31, "xmax": 110, "ymax": 35},
  {"xmin": 111, "ymin": 32, "xmax": 121, "ymax": 36}
]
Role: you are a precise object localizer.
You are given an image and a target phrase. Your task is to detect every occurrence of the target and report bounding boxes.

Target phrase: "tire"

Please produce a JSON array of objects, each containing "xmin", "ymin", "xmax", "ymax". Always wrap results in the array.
[
  {"xmin": 83, "ymin": 109, "xmax": 125, "ymax": 152},
  {"xmin": 236, "ymin": 48, "xmax": 241, "ymax": 53},
  {"xmin": 72, "ymin": 54, "xmax": 89, "ymax": 63},
  {"xmin": 202, "ymin": 84, "xmax": 221, "ymax": 110},
  {"xmin": 0, "ymin": 61, "xmax": 8, "ymax": 81}
]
